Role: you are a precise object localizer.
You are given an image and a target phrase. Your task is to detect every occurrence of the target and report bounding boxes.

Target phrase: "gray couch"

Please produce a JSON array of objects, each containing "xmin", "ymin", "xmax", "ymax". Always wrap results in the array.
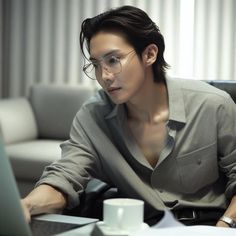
[{"xmin": 0, "ymin": 84, "xmax": 94, "ymax": 197}]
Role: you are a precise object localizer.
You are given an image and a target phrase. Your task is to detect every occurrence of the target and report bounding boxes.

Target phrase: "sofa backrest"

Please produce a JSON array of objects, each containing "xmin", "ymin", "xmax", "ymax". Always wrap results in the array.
[
  {"xmin": 29, "ymin": 84, "xmax": 94, "ymax": 140},
  {"xmin": 0, "ymin": 98, "xmax": 38, "ymax": 144}
]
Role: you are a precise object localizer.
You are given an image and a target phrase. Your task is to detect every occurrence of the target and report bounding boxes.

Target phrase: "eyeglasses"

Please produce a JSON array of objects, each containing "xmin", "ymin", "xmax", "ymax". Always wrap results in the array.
[{"xmin": 83, "ymin": 50, "xmax": 135, "ymax": 80}]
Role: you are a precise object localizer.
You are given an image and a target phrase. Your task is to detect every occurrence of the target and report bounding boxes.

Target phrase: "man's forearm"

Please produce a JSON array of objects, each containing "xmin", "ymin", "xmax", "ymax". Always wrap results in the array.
[
  {"xmin": 216, "ymin": 195, "xmax": 236, "ymax": 227},
  {"xmin": 23, "ymin": 184, "xmax": 67, "ymax": 216}
]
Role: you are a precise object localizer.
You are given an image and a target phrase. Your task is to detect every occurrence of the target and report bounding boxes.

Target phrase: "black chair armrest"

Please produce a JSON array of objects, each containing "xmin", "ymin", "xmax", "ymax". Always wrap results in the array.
[{"xmin": 64, "ymin": 179, "xmax": 118, "ymax": 220}]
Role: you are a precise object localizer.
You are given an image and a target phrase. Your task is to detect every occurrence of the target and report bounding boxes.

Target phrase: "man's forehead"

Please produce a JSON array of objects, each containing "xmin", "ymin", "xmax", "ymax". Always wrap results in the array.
[
  {"xmin": 89, "ymin": 49, "xmax": 121, "ymax": 61},
  {"xmin": 89, "ymin": 31, "xmax": 130, "ymax": 57}
]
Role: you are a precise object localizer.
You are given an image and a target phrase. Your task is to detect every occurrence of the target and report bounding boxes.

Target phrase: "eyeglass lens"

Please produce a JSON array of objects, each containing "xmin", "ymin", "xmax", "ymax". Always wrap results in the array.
[{"xmin": 84, "ymin": 50, "xmax": 134, "ymax": 80}]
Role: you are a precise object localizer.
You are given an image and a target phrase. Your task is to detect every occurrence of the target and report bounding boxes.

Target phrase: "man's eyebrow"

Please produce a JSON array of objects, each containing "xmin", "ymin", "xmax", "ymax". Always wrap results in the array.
[{"xmin": 89, "ymin": 49, "xmax": 120, "ymax": 61}]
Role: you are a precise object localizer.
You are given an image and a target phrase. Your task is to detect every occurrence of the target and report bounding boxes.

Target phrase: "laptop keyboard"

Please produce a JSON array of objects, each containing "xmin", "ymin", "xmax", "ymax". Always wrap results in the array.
[{"xmin": 30, "ymin": 219, "xmax": 79, "ymax": 236}]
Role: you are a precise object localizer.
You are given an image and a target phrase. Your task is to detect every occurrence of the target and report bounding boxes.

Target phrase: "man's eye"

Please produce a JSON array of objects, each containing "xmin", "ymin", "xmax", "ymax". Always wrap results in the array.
[{"xmin": 107, "ymin": 56, "xmax": 120, "ymax": 65}]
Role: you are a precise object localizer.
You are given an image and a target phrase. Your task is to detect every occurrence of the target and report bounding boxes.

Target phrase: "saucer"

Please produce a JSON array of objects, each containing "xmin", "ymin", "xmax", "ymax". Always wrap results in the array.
[{"xmin": 93, "ymin": 221, "xmax": 149, "ymax": 236}]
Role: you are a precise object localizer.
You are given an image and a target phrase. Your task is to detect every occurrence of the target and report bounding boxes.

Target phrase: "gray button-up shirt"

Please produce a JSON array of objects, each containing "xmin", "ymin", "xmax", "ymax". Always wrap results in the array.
[{"xmin": 37, "ymin": 77, "xmax": 236, "ymax": 216}]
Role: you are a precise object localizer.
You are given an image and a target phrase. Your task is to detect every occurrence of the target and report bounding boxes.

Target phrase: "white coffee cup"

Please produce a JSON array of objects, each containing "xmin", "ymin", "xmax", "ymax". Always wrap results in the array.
[{"xmin": 103, "ymin": 198, "xmax": 144, "ymax": 231}]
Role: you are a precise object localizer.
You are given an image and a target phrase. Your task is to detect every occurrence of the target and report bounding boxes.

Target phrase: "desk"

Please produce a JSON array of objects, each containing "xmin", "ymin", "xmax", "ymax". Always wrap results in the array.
[
  {"xmin": 57, "ymin": 223, "xmax": 236, "ymax": 236},
  {"xmin": 56, "ymin": 210, "xmax": 236, "ymax": 236},
  {"xmin": 132, "ymin": 226, "xmax": 236, "ymax": 236}
]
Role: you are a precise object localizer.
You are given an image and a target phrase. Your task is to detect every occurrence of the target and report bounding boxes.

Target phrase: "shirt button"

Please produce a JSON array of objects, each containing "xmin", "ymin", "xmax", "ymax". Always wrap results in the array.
[{"xmin": 197, "ymin": 159, "xmax": 202, "ymax": 165}]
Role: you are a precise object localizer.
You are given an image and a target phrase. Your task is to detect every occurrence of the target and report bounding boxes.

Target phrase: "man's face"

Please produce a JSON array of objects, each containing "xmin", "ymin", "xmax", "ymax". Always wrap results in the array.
[{"xmin": 89, "ymin": 31, "xmax": 147, "ymax": 104}]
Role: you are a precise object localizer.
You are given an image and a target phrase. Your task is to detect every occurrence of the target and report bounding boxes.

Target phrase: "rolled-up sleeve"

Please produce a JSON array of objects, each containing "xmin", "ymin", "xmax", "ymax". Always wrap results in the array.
[{"xmin": 35, "ymin": 111, "xmax": 104, "ymax": 209}]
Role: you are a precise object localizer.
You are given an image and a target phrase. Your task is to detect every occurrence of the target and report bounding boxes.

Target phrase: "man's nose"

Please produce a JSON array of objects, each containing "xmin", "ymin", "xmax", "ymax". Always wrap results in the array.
[{"xmin": 100, "ymin": 65, "xmax": 114, "ymax": 82}]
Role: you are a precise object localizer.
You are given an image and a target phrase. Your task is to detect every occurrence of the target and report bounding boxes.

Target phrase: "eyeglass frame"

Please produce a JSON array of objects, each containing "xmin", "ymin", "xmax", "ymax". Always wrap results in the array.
[{"xmin": 82, "ymin": 50, "xmax": 135, "ymax": 80}]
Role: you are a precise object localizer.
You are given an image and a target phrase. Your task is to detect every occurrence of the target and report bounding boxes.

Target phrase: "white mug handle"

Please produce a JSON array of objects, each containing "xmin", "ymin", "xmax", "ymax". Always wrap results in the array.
[{"xmin": 117, "ymin": 207, "xmax": 124, "ymax": 229}]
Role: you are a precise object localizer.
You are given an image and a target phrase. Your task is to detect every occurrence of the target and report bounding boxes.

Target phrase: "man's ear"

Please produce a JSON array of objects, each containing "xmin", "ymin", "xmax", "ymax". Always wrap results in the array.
[{"xmin": 142, "ymin": 44, "xmax": 158, "ymax": 67}]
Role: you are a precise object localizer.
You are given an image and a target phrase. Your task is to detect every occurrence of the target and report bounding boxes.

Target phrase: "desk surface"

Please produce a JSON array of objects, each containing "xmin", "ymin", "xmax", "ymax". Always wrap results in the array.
[
  {"xmin": 132, "ymin": 226, "xmax": 236, "ymax": 236},
  {"xmin": 57, "ymin": 224, "xmax": 236, "ymax": 236}
]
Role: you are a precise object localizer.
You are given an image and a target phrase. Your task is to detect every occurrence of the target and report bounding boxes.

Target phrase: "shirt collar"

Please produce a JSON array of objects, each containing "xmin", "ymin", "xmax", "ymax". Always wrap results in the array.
[
  {"xmin": 105, "ymin": 103, "xmax": 126, "ymax": 124},
  {"xmin": 166, "ymin": 76, "xmax": 186, "ymax": 124}
]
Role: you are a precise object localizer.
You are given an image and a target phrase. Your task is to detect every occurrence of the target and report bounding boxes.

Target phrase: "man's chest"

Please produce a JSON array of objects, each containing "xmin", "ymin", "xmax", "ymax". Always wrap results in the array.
[{"xmin": 128, "ymin": 121, "xmax": 167, "ymax": 168}]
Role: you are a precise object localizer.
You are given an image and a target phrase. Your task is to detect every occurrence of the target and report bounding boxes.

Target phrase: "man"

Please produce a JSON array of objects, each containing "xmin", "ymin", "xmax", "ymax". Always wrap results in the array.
[{"xmin": 22, "ymin": 5, "xmax": 236, "ymax": 227}]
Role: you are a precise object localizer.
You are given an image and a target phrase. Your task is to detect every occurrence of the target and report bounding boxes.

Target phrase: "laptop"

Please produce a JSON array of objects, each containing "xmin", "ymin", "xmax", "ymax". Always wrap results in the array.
[{"xmin": 0, "ymin": 139, "xmax": 98, "ymax": 236}]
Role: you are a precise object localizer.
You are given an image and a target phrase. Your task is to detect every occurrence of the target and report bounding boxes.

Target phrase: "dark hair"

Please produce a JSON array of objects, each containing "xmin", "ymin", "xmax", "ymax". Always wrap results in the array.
[{"xmin": 80, "ymin": 5, "xmax": 169, "ymax": 82}]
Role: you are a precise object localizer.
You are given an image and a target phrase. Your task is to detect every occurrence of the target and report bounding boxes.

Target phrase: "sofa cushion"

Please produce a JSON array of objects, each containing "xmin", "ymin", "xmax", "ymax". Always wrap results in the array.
[
  {"xmin": 29, "ymin": 85, "xmax": 94, "ymax": 140},
  {"xmin": 0, "ymin": 98, "xmax": 37, "ymax": 144},
  {"xmin": 6, "ymin": 140, "xmax": 62, "ymax": 181}
]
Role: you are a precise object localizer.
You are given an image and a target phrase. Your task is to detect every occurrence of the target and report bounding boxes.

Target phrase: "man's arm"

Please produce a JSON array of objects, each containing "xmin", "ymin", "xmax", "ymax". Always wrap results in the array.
[{"xmin": 21, "ymin": 184, "xmax": 67, "ymax": 222}]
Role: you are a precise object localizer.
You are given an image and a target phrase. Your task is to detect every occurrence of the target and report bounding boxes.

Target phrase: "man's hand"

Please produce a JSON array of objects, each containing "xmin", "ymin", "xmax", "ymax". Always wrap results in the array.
[
  {"xmin": 21, "ymin": 198, "xmax": 32, "ymax": 223},
  {"xmin": 20, "ymin": 184, "xmax": 67, "ymax": 223}
]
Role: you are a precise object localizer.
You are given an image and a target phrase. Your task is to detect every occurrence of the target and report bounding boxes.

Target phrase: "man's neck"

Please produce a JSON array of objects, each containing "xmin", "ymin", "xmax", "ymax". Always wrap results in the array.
[{"xmin": 126, "ymin": 81, "xmax": 169, "ymax": 124}]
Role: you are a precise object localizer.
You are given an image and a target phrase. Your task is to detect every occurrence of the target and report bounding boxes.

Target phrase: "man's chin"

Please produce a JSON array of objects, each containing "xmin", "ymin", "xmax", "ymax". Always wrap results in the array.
[{"xmin": 109, "ymin": 96, "xmax": 127, "ymax": 105}]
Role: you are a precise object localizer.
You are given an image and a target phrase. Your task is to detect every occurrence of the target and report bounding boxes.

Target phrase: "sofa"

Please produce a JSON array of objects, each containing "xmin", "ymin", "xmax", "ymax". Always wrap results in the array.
[{"xmin": 0, "ymin": 84, "xmax": 94, "ymax": 197}]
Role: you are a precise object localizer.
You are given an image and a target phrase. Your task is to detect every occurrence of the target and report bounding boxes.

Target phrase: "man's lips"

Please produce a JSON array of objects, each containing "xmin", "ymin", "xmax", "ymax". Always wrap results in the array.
[{"xmin": 107, "ymin": 87, "xmax": 121, "ymax": 93}]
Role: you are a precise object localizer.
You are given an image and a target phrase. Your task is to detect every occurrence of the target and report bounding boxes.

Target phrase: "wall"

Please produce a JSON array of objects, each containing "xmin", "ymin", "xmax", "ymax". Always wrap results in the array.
[{"xmin": 1, "ymin": 0, "xmax": 236, "ymax": 98}]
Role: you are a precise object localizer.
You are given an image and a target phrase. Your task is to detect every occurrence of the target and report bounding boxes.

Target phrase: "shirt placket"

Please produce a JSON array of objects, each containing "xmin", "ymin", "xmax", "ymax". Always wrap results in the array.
[{"xmin": 151, "ymin": 121, "xmax": 180, "ymax": 209}]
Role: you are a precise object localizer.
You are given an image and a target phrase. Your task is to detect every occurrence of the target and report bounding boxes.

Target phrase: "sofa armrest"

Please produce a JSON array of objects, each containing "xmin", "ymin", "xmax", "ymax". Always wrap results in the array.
[{"xmin": 0, "ymin": 98, "xmax": 38, "ymax": 144}]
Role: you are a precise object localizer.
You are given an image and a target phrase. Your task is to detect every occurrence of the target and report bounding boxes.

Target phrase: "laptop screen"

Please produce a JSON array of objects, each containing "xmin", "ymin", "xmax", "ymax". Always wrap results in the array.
[{"xmin": 0, "ymin": 139, "xmax": 32, "ymax": 236}]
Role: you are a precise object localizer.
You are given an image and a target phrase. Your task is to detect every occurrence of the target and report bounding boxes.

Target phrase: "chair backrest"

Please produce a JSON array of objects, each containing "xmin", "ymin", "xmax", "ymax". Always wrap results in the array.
[
  {"xmin": 205, "ymin": 80, "xmax": 236, "ymax": 103},
  {"xmin": 29, "ymin": 84, "xmax": 94, "ymax": 140}
]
